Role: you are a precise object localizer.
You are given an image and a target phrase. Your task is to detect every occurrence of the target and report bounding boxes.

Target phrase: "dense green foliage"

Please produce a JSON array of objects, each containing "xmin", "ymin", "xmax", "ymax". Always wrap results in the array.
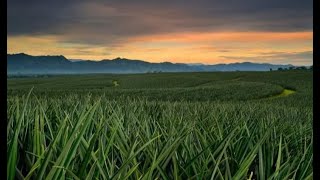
[{"xmin": 7, "ymin": 71, "xmax": 313, "ymax": 179}]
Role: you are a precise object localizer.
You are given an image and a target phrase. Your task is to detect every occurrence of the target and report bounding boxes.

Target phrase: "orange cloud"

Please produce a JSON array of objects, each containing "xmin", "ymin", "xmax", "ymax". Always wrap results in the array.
[
  {"xmin": 8, "ymin": 31, "xmax": 312, "ymax": 65},
  {"xmin": 128, "ymin": 31, "xmax": 312, "ymax": 43}
]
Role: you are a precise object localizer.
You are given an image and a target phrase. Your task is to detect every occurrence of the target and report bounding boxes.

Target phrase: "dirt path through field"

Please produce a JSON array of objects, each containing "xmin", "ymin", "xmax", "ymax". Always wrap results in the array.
[
  {"xmin": 269, "ymin": 89, "xmax": 296, "ymax": 98},
  {"xmin": 113, "ymin": 80, "xmax": 119, "ymax": 87},
  {"xmin": 258, "ymin": 88, "xmax": 296, "ymax": 100}
]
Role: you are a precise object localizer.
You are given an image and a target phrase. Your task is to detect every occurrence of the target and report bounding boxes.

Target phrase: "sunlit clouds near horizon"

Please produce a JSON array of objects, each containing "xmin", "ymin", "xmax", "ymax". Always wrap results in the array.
[{"xmin": 8, "ymin": 0, "xmax": 313, "ymax": 65}]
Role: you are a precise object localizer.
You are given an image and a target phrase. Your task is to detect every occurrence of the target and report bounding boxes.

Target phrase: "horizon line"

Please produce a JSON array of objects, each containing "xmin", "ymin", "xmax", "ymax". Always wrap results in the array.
[{"xmin": 8, "ymin": 52, "xmax": 312, "ymax": 67}]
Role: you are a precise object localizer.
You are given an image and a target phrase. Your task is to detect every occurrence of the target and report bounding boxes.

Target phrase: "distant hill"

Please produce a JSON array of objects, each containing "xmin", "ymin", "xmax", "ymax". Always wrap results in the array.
[
  {"xmin": 7, "ymin": 53, "xmax": 295, "ymax": 74},
  {"xmin": 68, "ymin": 59, "xmax": 85, "ymax": 62}
]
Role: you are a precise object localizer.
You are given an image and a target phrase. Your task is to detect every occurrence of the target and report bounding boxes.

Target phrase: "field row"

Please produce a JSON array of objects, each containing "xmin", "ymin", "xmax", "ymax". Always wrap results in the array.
[{"xmin": 7, "ymin": 94, "xmax": 313, "ymax": 179}]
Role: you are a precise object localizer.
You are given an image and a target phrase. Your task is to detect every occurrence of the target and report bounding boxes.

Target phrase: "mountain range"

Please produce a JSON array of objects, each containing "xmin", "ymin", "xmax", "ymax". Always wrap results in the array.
[{"xmin": 7, "ymin": 53, "xmax": 295, "ymax": 74}]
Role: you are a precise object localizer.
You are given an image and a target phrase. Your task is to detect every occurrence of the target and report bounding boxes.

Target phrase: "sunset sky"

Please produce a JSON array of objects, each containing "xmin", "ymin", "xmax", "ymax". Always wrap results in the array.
[{"xmin": 8, "ymin": 0, "xmax": 313, "ymax": 65}]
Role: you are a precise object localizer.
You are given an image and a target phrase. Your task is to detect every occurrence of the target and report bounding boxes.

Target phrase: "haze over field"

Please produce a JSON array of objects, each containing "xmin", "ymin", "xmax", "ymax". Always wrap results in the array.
[
  {"xmin": 8, "ymin": 0, "xmax": 313, "ymax": 65},
  {"xmin": 7, "ymin": 53, "xmax": 297, "ymax": 74}
]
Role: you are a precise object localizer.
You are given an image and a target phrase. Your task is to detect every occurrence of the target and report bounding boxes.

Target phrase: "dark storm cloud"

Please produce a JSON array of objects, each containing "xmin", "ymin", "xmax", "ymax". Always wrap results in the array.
[{"xmin": 8, "ymin": 0, "xmax": 313, "ymax": 44}]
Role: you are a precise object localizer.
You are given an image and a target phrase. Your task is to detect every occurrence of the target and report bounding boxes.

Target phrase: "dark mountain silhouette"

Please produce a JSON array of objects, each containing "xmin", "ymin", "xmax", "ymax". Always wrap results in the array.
[{"xmin": 7, "ymin": 53, "xmax": 295, "ymax": 74}]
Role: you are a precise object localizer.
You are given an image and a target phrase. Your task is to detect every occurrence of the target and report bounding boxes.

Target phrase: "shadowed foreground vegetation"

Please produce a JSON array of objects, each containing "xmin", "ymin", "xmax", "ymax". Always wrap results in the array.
[{"xmin": 7, "ymin": 71, "xmax": 312, "ymax": 179}]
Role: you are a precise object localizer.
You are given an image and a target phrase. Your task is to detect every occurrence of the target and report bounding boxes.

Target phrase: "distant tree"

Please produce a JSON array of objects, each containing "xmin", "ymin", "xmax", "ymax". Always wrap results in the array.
[
  {"xmin": 309, "ymin": 65, "xmax": 313, "ymax": 70},
  {"xmin": 270, "ymin": 68, "xmax": 272, "ymax": 71},
  {"xmin": 296, "ymin": 66, "xmax": 307, "ymax": 70},
  {"xmin": 289, "ymin": 66, "xmax": 295, "ymax": 70},
  {"xmin": 278, "ymin": 67, "xmax": 283, "ymax": 71}
]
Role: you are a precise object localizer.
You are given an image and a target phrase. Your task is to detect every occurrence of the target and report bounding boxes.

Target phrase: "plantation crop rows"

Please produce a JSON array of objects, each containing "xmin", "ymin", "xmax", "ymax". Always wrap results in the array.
[{"xmin": 7, "ymin": 71, "xmax": 312, "ymax": 179}]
